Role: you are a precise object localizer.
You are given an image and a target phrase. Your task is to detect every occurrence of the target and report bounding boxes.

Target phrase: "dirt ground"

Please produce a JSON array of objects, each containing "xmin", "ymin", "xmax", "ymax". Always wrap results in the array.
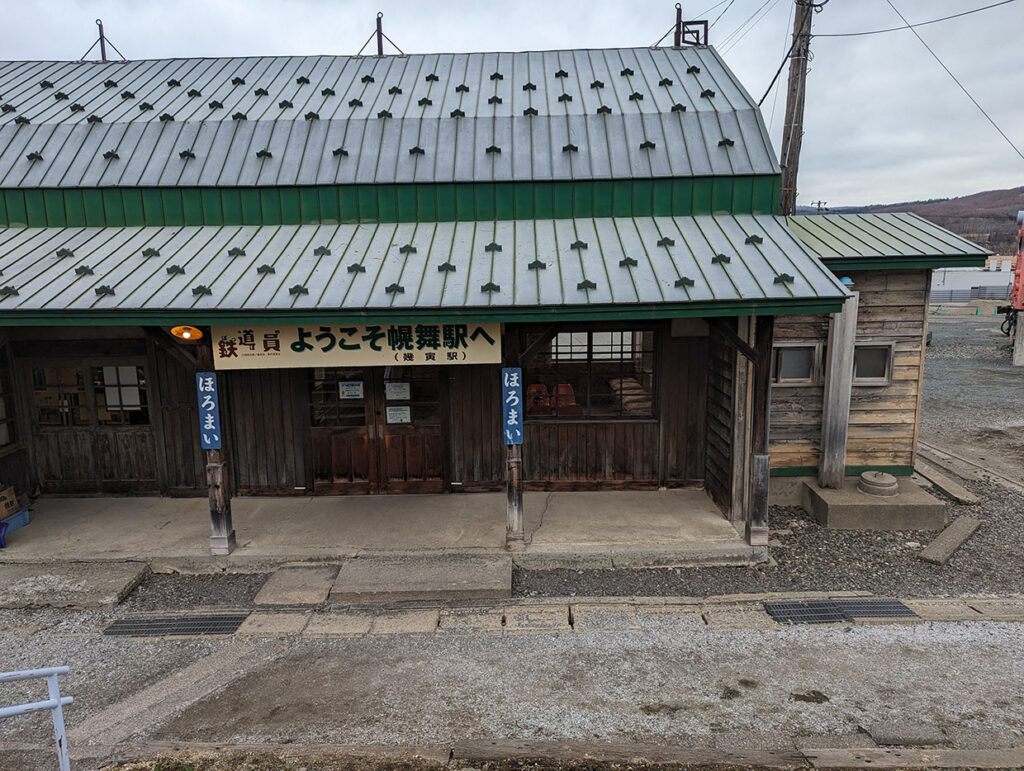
[{"xmin": 920, "ymin": 314, "xmax": 1024, "ymax": 485}]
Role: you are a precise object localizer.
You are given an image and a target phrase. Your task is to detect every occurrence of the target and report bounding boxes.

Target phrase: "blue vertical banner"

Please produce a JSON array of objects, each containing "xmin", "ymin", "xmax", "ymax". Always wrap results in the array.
[
  {"xmin": 501, "ymin": 367, "xmax": 524, "ymax": 445},
  {"xmin": 195, "ymin": 371, "xmax": 223, "ymax": 450}
]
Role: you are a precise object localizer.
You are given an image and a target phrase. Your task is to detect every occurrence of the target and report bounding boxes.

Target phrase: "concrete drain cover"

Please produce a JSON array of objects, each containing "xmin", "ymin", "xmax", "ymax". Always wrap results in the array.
[
  {"xmin": 104, "ymin": 613, "xmax": 250, "ymax": 637},
  {"xmin": 765, "ymin": 599, "xmax": 917, "ymax": 625}
]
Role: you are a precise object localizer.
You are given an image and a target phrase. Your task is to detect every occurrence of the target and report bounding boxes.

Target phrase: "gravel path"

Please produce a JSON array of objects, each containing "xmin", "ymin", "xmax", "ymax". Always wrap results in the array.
[
  {"xmin": 921, "ymin": 314, "xmax": 1024, "ymax": 485},
  {"xmin": 120, "ymin": 572, "xmax": 270, "ymax": 612}
]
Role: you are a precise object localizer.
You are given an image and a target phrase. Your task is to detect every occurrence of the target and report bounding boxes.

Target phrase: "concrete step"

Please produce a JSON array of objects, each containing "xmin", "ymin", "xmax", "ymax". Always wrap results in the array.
[{"xmin": 328, "ymin": 555, "xmax": 512, "ymax": 604}]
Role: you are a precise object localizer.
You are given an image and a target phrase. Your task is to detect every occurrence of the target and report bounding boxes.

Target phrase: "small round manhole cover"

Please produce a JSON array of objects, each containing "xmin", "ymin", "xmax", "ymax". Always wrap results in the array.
[{"xmin": 857, "ymin": 471, "xmax": 899, "ymax": 497}]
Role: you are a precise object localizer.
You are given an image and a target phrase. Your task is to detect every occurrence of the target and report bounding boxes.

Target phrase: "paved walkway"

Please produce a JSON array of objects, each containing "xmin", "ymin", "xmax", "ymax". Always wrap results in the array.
[{"xmin": 0, "ymin": 489, "xmax": 760, "ymax": 570}]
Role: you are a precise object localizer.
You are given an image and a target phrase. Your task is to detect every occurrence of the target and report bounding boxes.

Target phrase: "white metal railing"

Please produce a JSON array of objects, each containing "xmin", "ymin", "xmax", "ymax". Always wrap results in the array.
[{"xmin": 0, "ymin": 666, "xmax": 73, "ymax": 771}]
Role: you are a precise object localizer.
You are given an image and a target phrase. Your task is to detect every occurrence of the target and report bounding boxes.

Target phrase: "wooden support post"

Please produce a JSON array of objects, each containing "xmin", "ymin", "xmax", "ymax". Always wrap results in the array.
[
  {"xmin": 196, "ymin": 341, "xmax": 235, "ymax": 556},
  {"xmin": 819, "ymin": 292, "xmax": 859, "ymax": 488},
  {"xmin": 746, "ymin": 315, "xmax": 774, "ymax": 546},
  {"xmin": 505, "ymin": 443, "xmax": 525, "ymax": 549},
  {"xmin": 206, "ymin": 448, "xmax": 235, "ymax": 555},
  {"xmin": 729, "ymin": 317, "xmax": 753, "ymax": 522},
  {"xmin": 503, "ymin": 328, "xmax": 526, "ymax": 550},
  {"xmin": 779, "ymin": 0, "xmax": 817, "ymax": 215}
]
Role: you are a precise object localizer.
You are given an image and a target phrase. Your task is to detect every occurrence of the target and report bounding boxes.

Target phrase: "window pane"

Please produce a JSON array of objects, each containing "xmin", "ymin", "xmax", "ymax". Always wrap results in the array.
[
  {"xmin": 525, "ymin": 328, "xmax": 654, "ymax": 419},
  {"xmin": 777, "ymin": 347, "xmax": 814, "ymax": 381},
  {"xmin": 33, "ymin": 366, "xmax": 88, "ymax": 426},
  {"xmin": 854, "ymin": 347, "xmax": 889, "ymax": 380},
  {"xmin": 310, "ymin": 368, "xmax": 367, "ymax": 428},
  {"xmin": 94, "ymin": 366, "xmax": 149, "ymax": 425}
]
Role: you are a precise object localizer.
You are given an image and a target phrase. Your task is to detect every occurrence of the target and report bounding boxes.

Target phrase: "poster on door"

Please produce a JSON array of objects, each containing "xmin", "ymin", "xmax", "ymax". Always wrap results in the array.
[{"xmin": 211, "ymin": 323, "xmax": 501, "ymax": 370}]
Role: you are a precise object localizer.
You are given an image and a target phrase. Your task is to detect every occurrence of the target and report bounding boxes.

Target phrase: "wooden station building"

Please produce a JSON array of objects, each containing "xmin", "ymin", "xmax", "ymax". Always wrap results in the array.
[{"xmin": 0, "ymin": 41, "xmax": 987, "ymax": 553}]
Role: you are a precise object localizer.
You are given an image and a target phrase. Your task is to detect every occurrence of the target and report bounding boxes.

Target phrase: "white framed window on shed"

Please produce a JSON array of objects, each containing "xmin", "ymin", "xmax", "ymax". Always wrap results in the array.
[
  {"xmin": 852, "ymin": 343, "xmax": 894, "ymax": 386},
  {"xmin": 771, "ymin": 343, "xmax": 822, "ymax": 385}
]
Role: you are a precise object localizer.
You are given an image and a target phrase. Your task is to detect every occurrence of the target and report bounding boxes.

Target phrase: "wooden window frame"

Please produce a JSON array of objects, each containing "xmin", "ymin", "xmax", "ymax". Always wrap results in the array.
[
  {"xmin": 852, "ymin": 342, "xmax": 895, "ymax": 387},
  {"xmin": 770, "ymin": 342, "xmax": 823, "ymax": 386},
  {"xmin": 524, "ymin": 327, "xmax": 658, "ymax": 421}
]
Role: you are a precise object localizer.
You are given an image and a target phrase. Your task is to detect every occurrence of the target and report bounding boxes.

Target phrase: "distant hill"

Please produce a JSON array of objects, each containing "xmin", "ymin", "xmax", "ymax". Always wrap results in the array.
[{"xmin": 807, "ymin": 186, "xmax": 1024, "ymax": 255}]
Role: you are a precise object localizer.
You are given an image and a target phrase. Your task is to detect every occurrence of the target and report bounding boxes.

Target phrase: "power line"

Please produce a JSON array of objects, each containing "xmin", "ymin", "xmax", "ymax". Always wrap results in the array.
[
  {"xmin": 816, "ymin": 0, "xmax": 1018, "ymax": 37},
  {"xmin": 709, "ymin": 0, "xmax": 737, "ymax": 30},
  {"xmin": 717, "ymin": 0, "xmax": 776, "ymax": 50},
  {"xmin": 721, "ymin": 0, "xmax": 786, "ymax": 54},
  {"xmin": 883, "ymin": 0, "xmax": 1024, "ymax": 164}
]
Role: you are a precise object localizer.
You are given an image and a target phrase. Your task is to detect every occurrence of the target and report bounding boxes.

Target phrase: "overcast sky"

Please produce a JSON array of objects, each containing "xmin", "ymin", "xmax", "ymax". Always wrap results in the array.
[{"xmin": 5, "ymin": 0, "xmax": 1023, "ymax": 206}]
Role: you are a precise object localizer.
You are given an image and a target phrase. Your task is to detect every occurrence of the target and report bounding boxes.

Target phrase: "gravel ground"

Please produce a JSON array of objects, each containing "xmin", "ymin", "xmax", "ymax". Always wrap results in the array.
[
  {"xmin": 515, "ymin": 316, "xmax": 1024, "ymax": 599},
  {"xmin": 921, "ymin": 314, "xmax": 1024, "ymax": 485},
  {"xmin": 120, "ymin": 571, "xmax": 270, "ymax": 612}
]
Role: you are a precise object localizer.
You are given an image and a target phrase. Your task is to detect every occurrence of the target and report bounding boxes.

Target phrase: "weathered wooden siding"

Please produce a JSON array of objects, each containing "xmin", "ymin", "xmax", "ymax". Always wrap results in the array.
[
  {"xmin": 148, "ymin": 339, "xmax": 206, "ymax": 495},
  {"xmin": 769, "ymin": 313, "xmax": 829, "ymax": 469},
  {"xmin": 448, "ymin": 364, "xmax": 505, "ymax": 491},
  {"xmin": 0, "ymin": 341, "xmax": 31, "ymax": 497},
  {"xmin": 769, "ymin": 269, "xmax": 929, "ymax": 472},
  {"xmin": 705, "ymin": 333, "xmax": 734, "ymax": 509},
  {"xmin": 660, "ymin": 334, "xmax": 708, "ymax": 482},
  {"xmin": 226, "ymin": 369, "xmax": 309, "ymax": 493},
  {"xmin": 846, "ymin": 269, "xmax": 928, "ymax": 469},
  {"xmin": 523, "ymin": 420, "xmax": 660, "ymax": 488}
]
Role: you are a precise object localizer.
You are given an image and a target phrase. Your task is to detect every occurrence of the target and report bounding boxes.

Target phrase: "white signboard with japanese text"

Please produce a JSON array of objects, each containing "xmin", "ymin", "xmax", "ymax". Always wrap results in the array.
[
  {"xmin": 385, "ymin": 381, "xmax": 411, "ymax": 401},
  {"xmin": 211, "ymin": 323, "xmax": 501, "ymax": 370},
  {"xmin": 338, "ymin": 381, "xmax": 364, "ymax": 399},
  {"xmin": 386, "ymin": 405, "xmax": 412, "ymax": 424}
]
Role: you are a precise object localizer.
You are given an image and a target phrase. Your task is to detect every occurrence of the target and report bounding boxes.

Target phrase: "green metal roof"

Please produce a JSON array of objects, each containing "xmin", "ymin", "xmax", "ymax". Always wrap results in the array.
[
  {"xmin": 784, "ymin": 212, "xmax": 991, "ymax": 270},
  {"xmin": 0, "ymin": 47, "xmax": 779, "ymax": 189},
  {"xmin": 0, "ymin": 214, "xmax": 848, "ymax": 325}
]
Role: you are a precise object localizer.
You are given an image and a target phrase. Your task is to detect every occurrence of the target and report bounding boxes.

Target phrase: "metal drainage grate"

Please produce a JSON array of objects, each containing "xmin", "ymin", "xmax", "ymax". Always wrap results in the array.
[
  {"xmin": 834, "ymin": 599, "xmax": 918, "ymax": 619},
  {"xmin": 104, "ymin": 613, "xmax": 249, "ymax": 637},
  {"xmin": 764, "ymin": 599, "xmax": 917, "ymax": 626},
  {"xmin": 765, "ymin": 600, "xmax": 847, "ymax": 625}
]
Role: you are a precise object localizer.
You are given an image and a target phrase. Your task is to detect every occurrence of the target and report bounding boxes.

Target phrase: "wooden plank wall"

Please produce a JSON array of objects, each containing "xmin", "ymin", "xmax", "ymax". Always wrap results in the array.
[
  {"xmin": 660, "ymin": 335, "xmax": 708, "ymax": 482},
  {"xmin": 0, "ymin": 342, "xmax": 31, "ymax": 497},
  {"xmin": 704, "ymin": 332, "xmax": 735, "ymax": 510},
  {"xmin": 768, "ymin": 313, "xmax": 829, "ymax": 468},
  {"xmin": 770, "ymin": 269, "xmax": 929, "ymax": 471},
  {"xmin": 448, "ymin": 364, "xmax": 505, "ymax": 491},
  {"xmin": 149, "ymin": 341, "xmax": 206, "ymax": 495},
  {"xmin": 524, "ymin": 421, "xmax": 660, "ymax": 488},
  {"xmin": 226, "ymin": 369, "xmax": 309, "ymax": 493},
  {"xmin": 847, "ymin": 269, "xmax": 928, "ymax": 469}
]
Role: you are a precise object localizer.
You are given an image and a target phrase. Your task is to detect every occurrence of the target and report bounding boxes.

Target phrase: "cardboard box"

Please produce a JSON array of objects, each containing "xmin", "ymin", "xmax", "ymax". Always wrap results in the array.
[{"xmin": 0, "ymin": 486, "xmax": 19, "ymax": 518}]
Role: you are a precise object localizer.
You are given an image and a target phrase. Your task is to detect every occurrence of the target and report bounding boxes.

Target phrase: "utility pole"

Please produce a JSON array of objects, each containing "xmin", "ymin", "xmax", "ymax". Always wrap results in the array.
[{"xmin": 779, "ymin": 1, "xmax": 826, "ymax": 215}]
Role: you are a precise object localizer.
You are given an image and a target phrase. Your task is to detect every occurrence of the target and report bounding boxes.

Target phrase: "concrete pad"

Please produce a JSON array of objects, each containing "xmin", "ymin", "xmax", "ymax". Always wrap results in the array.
[
  {"xmin": 526, "ymin": 489, "xmax": 746, "ymax": 548},
  {"xmin": 369, "ymin": 610, "xmax": 439, "ymax": 635},
  {"xmin": 966, "ymin": 598, "xmax": 1024, "ymax": 621},
  {"xmin": 801, "ymin": 478, "xmax": 946, "ymax": 530},
  {"xmin": 438, "ymin": 608, "xmax": 505, "ymax": 635},
  {"xmin": 862, "ymin": 720, "xmax": 948, "ymax": 747},
  {"xmin": 702, "ymin": 607, "xmax": 778, "ymax": 630},
  {"xmin": 570, "ymin": 603, "xmax": 641, "ymax": 633},
  {"xmin": 0, "ymin": 561, "xmax": 148, "ymax": 610},
  {"xmin": 503, "ymin": 604, "xmax": 571, "ymax": 634},
  {"xmin": 254, "ymin": 565, "xmax": 339, "ymax": 606},
  {"xmin": 303, "ymin": 612, "xmax": 373, "ymax": 637},
  {"xmin": 901, "ymin": 599, "xmax": 982, "ymax": 622},
  {"xmin": 235, "ymin": 612, "xmax": 309, "ymax": 637},
  {"xmin": 635, "ymin": 605, "xmax": 706, "ymax": 629},
  {"xmin": 329, "ymin": 555, "xmax": 511, "ymax": 603}
]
